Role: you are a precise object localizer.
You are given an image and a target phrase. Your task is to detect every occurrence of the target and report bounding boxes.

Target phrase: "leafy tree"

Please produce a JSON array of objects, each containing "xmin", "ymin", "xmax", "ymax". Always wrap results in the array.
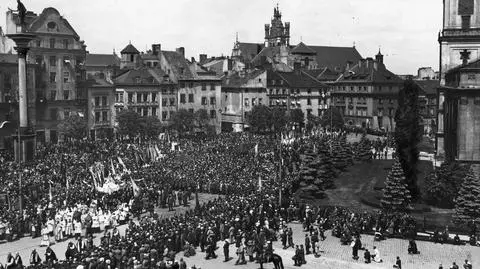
[
  {"xmin": 194, "ymin": 109, "xmax": 210, "ymax": 131},
  {"xmin": 394, "ymin": 79, "xmax": 422, "ymax": 199},
  {"xmin": 320, "ymin": 107, "xmax": 344, "ymax": 129},
  {"xmin": 247, "ymin": 105, "xmax": 272, "ymax": 133},
  {"xmin": 139, "ymin": 116, "xmax": 163, "ymax": 140},
  {"xmin": 170, "ymin": 109, "xmax": 195, "ymax": 135},
  {"xmin": 423, "ymin": 162, "xmax": 469, "ymax": 208},
  {"xmin": 381, "ymin": 159, "xmax": 412, "ymax": 212},
  {"xmin": 453, "ymin": 166, "xmax": 480, "ymax": 224},
  {"xmin": 289, "ymin": 109, "xmax": 304, "ymax": 129},
  {"xmin": 116, "ymin": 110, "xmax": 142, "ymax": 139},
  {"xmin": 271, "ymin": 107, "xmax": 287, "ymax": 133},
  {"xmin": 58, "ymin": 114, "xmax": 87, "ymax": 140}
]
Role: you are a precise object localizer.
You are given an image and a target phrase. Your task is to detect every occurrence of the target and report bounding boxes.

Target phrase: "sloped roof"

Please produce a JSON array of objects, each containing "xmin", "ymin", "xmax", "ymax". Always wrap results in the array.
[
  {"xmin": 338, "ymin": 60, "xmax": 403, "ymax": 84},
  {"xmin": 27, "ymin": 7, "xmax": 80, "ymax": 40},
  {"xmin": 121, "ymin": 44, "xmax": 140, "ymax": 54},
  {"xmin": 162, "ymin": 50, "xmax": 194, "ymax": 80},
  {"xmin": 223, "ymin": 69, "xmax": 265, "ymax": 87},
  {"xmin": 306, "ymin": 67, "xmax": 341, "ymax": 81},
  {"xmin": 89, "ymin": 77, "xmax": 114, "ymax": 87},
  {"xmin": 268, "ymin": 69, "xmax": 327, "ymax": 88},
  {"xmin": 291, "ymin": 42, "xmax": 316, "ymax": 55},
  {"xmin": 114, "ymin": 68, "xmax": 167, "ymax": 85},
  {"xmin": 85, "ymin": 54, "xmax": 120, "ymax": 67},
  {"xmin": 414, "ymin": 80, "xmax": 440, "ymax": 95},
  {"xmin": 189, "ymin": 62, "xmax": 221, "ymax": 81},
  {"xmin": 235, "ymin": 42, "xmax": 265, "ymax": 62},
  {"xmin": 309, "ymin": 46, "xmax": 362, "ymax": 71}
]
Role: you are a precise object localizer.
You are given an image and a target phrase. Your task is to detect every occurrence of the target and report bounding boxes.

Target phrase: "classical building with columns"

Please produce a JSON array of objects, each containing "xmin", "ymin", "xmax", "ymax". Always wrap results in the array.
[{"xmin": 437, "ymin": 0, "xmax": 480, "ymax": 162}]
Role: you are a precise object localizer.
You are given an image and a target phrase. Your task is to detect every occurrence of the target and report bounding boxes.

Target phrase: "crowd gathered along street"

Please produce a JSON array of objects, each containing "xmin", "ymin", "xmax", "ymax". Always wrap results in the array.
[{"xmin": 0, "ymin": 132, "xmax": 477, "ymax": 269}]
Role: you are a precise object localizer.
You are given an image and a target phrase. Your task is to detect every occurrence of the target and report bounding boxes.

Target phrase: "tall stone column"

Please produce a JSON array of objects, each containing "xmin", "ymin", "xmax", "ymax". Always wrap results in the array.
[{"xmin": 7, "ymin": 32, "xmax": 36, "ymax": 163}]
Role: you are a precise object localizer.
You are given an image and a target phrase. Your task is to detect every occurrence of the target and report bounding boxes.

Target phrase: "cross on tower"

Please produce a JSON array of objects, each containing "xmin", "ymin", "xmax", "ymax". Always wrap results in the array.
[{"xmin": 460, "ymin": 49, "xmax": 471, "ymax": 65}]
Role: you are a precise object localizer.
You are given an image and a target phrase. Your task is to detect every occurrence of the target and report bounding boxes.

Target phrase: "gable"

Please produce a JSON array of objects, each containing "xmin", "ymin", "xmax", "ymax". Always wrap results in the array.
[{"xmin": 28, "ymin": 8, "xmax": 80, "ymax": 39}]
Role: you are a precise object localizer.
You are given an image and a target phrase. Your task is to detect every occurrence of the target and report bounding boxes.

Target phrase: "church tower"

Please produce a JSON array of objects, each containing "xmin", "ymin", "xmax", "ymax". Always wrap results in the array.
[
  {"xmin": 437, "ymin": 0, "xmax": 480, "ymax": 161},
  {"xmin": 264, "ymin": 4, "xmax": 290, "ymax": 48}
]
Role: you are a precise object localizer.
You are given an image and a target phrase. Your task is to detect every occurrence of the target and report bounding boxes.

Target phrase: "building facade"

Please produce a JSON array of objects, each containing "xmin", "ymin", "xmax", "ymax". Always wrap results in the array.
[
  {"xmin": 437, "ymin": 0, "xmax": 480, "ymax": 161},
  {"xmin": 332, "ymin": 52, "xmax": 403, "ymax": 131}
]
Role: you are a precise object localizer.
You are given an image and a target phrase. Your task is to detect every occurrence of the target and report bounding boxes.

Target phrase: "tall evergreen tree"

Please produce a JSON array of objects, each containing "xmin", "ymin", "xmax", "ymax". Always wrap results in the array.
[
  {"xmin": 381, "ymin": 159, "xmax": 412, "ymax": 212},
  {"xmin": 394, "ymin": 79, "xmax": 422, "ymax": 199},
  {"xmin": 453, "ymin": 166, "xmax": 480, "ymax": 224}
]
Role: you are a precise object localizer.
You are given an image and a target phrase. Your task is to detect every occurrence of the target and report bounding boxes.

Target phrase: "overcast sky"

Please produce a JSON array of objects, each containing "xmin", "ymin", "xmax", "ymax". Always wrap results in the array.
[{"xmin": 1, "ymin": 0, "xmax": 442, "ymax": 74}]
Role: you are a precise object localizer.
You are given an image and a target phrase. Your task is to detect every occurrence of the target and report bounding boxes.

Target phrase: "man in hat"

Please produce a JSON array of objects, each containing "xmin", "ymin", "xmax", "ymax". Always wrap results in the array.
[{"xmin": 223, "ymin": 239, "xmax": 230, "ymax": 262}]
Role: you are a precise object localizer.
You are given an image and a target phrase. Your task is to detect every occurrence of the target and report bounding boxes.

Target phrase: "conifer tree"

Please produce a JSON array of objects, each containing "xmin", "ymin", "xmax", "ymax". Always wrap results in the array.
[
  {"xmin": 453, "ymin": 166, "xmax": 480, "ymax": 224},
  {"xmin": 381, "ymin": 159, "xmax": 411, "ymax": 212}
]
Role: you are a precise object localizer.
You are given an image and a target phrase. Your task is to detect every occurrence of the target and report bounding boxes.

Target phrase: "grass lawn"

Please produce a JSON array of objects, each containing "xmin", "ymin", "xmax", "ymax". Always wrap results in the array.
[{"xmin": 307, "ymin": 159, "xmax": 455, "ymax": 230}]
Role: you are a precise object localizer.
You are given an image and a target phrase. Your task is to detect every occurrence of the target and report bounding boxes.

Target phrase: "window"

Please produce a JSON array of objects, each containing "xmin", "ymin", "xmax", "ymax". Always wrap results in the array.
[
  {"xmin": 50, "ymin": 72, "xmax": 56, "ymax": 83},
  {"xmin": 102, "ymin": 96, "xmax": 107, "ymax": 106},
  {"xmin": 162, "ymin": 98, "xmax": 168, "ymax": 106},
  {"xmin": 102, "ymin": 111, "xmax": 108, "ymax": 122},
  {"xmin": 189, "ymin": 82, "xmax": 194, "ymax": 88},
  {"xmin": 252, "ymin": 98, "xmax": 256, "ymax": 106},
  {"xmin": 152, "ymin": 107, "xmax": 157, "ymax": 116},
  {"xmin": 137, "ymin": 107, "xmax": 142, "ymax": 114},
  {"xmin": 130, "ymin": 55, "xmax": 134, "ymax": 62},
  {"xmin": 143, "ymin": 93, "xmax": 148, "ymax": 103},
  {"xmin": 170, "ymin": 98, "xmax": 175, "ymax": 106},
  {"xmin": 188, "ymin": 108, "xmax": 194, "ymax": 114},
  {"xmin": 95, "ymin": 112, "xmax": 101, "ymax": 123},
  {"xmin": 210, "ymin": 110, "xmax": 216, "ymax": 118},
  {"xmin": 210, "ymin": 83, "xmax": 215, "ymax": 91},
  {"xmin": 95, "ymin": 97, "xmax": 100, "ymax": 107},
  {"xmin": 201, "ymin": 97, "xmax": 207, "ymax": 105},
  {"xmin": 137, "ymin": 93, "xmax": 142, "ymax": 103},
  {"xmin": 378, "ymin": 98, "xmax": 383, "ymax": 104},
  {"xmin": 188, "ymin": 94, "xmax": 194, "ymax": 103},
  {"xmin": 63, "ymin": 90, "xmax": 69, "ymax": 100},
  {"xmin": 63, "ymin": 39, "xmax": 69, "ymax": 49},
  {"xmin": 201, "ymin": 83, "xmax": 207, "ymax": 91},
  {"xmin": 245, "ymin": 98, "xmax": 250, "ymax": 107},
  {"xmin": 35, "ymin": 55, "xmax": 43, "ymax": 64},
  {"xmin": 116, "ymin": 93, "xmax": 123, "ymax": 103},
  {"xmin": 64, "ymin": 108, "xmax": 70, "ymax": 118},
  {"xmin": 128, "ymin": 93, "xmax": 134, "ymax": 103},
  {"xmin": 179, "ymin": 82, "xmax": 185, "ymax": 88},
  {"xmin": 307, "ymin": 98, "xmax": 311, "ymax": 106},
  {"xmin": 49, "ymin": 56, "xmax": 56, "ymax": 66},
  {"xmin": 36, "ymin": 39, "xmax": 41, "ymax": 47},
  {"xmin": 152, "ymin": 93, "xmax": 157, "ymax": 102},
  {"xmin": 143, "ymin": 108, "xmax": 148, "ymax": 116},
  {"xmin": 468, "ymin": 74, "xmax": 476, "ymax": 80},
  {"xmin": 50, "ymin": 90, "xmax": 56, "ymax": 100},
  {"xmin": 49, "ymin": 38, "xmax": 55, "ymax": 49},
  {"xmin": 180, "ymin": 94, "xmax": 186, "ymax": 103},
  {"xmin": 307, "ymin": 109, "xmax": 312, "ymax": 115},
  {"xmin": 259, "ymin": 98, "xmax": 263, "ymax": 105},
  {"xmin": 162, "ymin": 111, "xmax": 168, "ymax": 120},
  {"xmin": 63, "ymin": 71, "xmax": 69, "ymax": 83},
  {"xmin": 210, "ymin": 97, "xmax": 216, "ymax": 105}
]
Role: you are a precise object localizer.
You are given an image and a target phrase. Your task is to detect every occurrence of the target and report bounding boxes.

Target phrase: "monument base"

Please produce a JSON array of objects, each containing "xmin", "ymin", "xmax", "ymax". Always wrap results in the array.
[{"xmin": 12, "ymin": 129, "xmax": 36, "ymax": 163}]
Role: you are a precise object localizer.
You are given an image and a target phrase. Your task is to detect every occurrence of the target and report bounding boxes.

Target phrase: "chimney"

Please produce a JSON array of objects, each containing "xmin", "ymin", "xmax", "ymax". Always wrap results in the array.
[
  {"xmin": 152, "ymin": 44, "xmax": 161, "ymax": 56},
  {"xmin": 366, "ymin": 57, "xmax": 374, "ymax": 68},
  {"xmin": 199, "ymin": 54, "xmax": 207, "ymax": 63},
  {"xmin": 176, "ymin": 47, "xmax": 185, "ymax": 58},
  {"xmin": 346, "ymin": 61, "xmax": 353, "ymax": 70},
  {"xmin": 294, "ymin": 62, "xmax": 301, "ymax": 75},
  {"xmin": 191, "ymin": 57, "xmax": 196, "ymax": 63}
]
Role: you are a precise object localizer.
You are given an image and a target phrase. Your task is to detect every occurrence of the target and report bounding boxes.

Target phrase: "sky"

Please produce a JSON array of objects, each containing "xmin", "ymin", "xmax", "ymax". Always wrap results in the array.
[{"xmin": 0, "ymin": 0, "xmax": 443, "ymax": 75}]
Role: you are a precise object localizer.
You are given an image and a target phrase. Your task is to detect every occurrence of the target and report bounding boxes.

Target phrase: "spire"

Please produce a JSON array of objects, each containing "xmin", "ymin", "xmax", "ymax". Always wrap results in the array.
[{"xmin": 236, "ymin": 32, "xmax": 238, "ymax": 43}]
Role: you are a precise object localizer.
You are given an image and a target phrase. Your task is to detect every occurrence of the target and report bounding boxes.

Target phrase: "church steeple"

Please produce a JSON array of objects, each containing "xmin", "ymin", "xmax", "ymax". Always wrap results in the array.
[{"xmin": 264, "ymin": 4, "xmax": 290, "ymax": 48}]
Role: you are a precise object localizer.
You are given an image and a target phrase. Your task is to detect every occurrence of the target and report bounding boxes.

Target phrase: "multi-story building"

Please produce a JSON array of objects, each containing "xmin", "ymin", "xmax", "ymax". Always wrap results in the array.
[
  {"xmin": 332, "ymin": 52, "xmax": 403, "ymax": 131},
  {"xmin": 414, "ymin": 80, "xmax": 439, "ymax": 136},
  {"xmin": 437, "ymin": 0, "xmax": 480, "ymax": 162},
  {"xmin": 221, "ymin": 69, "xmax": 267, "ymax": 132},
  {"xmin": 5, "ymin": 7, "xmax": 88, "ymax": 143},
  {"xmin": 159, "ymin": 48, "xmax": 222, "ymax": 133},
  {"xmin": 267, "ymin": 65, "xmax": 331, "ymax": 120},
  {"xmin": 86, "ymin": 74, "xmax": 115, "ymax": 140}
]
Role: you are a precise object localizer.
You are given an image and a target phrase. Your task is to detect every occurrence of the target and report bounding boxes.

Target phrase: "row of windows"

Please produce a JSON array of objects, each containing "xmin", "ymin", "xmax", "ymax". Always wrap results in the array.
[
  {"xmin": 94, "ymin": 96, "xmax": 108, "ymax": 107},
  {"xmin": 49, "ymin": 72, "xmax": 70, "ymax": 83},
  {"xmin": 48, "ymin": 108, "xmax": 75, "ymax": 121},
  {"xmin": 201, "ymin": 97, "xmax": 217, "ymax": 105},
  {"xmin": 121, "ymin": 92, "xmax": 158, "ymax": 103},
  {"xmin": 35, "ymin": 38, "xmax": 69, "ymax": 49},
  {"xmin": 268, "ymin": 88, "xmax": 327, "ymax": 96},
  {"xmin": 49, "ymin": 90, "xmax": 71, "ymax": 101},
  {"xmin": 94, "ymin": 110, "xmax": 109, "ymax": 123},
  {"xmin": 162, "ymin": 98, "xmax": 176, "ymax": 106},
  {"xmin": 179, "ymin": 82, "xmax": 217, "ymax": 90},
  {"xmin": 244, "ymin": 98, "xmax": 263, "ymax": 107}
]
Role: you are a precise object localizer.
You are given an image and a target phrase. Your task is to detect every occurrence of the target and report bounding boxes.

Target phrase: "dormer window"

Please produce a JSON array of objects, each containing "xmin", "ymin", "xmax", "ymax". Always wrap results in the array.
[
  {"xmin": 47, "ymin": 22, "xmax": 57, "ymax": 30},
  {"xmin": 135, "ymin": 76, "xmax": 141, "ymax": 84}
]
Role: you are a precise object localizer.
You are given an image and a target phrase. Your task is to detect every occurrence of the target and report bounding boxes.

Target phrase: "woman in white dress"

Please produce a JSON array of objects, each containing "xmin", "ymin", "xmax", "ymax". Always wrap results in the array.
[{"xmin": 40, "ymin": 225, "xmax": 50, "ymax": 247}]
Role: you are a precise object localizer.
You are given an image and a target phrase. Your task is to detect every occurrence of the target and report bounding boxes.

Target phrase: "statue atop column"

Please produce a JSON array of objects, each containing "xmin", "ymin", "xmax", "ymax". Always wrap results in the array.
[{"xmin": 17, "ymin": 0, "xmax": 27, "ymax": 31}]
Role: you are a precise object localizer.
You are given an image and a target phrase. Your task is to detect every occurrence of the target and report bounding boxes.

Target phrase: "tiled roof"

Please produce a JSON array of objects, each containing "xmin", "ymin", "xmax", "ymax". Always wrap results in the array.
[
  {"xmin": 236, "ymin": 42, "xmax": 265, "ymax": 63},
  {"xmin": 189, "ymin": 62, "xmax": 221, "ymax": 81},
  {"xmin": 291, "ymin": 42, "xmax": 316, "ymax": 55},
  {"xmin": 306, "ymin": 67, "xmax": 341, "ymax": 81},
  {"xmin": 162, "ymin": 50, "xmax": 194, "ymax": 80},
  {"xmin": 114, "ymin": 68, "xmax": 167, "ymax": 85},
  {"xmin": 85, "ymin": 54, "xmax": 120, "ymax": 67},
  {"xmin": 268, "ymin": 70, "xmax": 327, "ymax": 88},
  {"xmin": 224, "ymin": 69, "xmax": 265, "ymax": 87},
  {"xmin": 338, "ymin": 60, "xmax": 403, "ymax": 84},
  {"xmin": 121, "ymin": 44, "xmax": 140, "ymax": 54},
  {"xmin": 309, "ymin": 46, "xmax": 363, "ymax": 71},
  {"xmin": 90, "ymin": 77, "xmax": 114, "ymax": 87},
  {"xmin": 413, "ymin": 80, "xmax": 439, "ymax": 95}
]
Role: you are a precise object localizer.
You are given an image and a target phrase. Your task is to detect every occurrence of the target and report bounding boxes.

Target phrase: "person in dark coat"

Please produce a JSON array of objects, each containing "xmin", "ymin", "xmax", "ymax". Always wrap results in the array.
[
  {"xmin": 304, "ymin": 234, "xmax": 311, "ymax": 255},
  {"xmin": 364, "ymin": 249, "xmax": 371, "ymax": 263},
  {"xmin": 223, "ymin": 240, "xmax": 230, "ymax": 262},
  {"xmin": 45, "ymin": 247, "xmax": 58, "ymax": 267},
  {"xmin": 29, "ymin": 249, "xmax": 42, "ymax": 266}
]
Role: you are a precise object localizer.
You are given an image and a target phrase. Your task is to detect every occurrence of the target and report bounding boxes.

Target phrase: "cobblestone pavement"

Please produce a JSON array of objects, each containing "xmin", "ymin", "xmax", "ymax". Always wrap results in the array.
[{"xmin": 1, "ymin": 201, "xmax": 479, "ymax": 269}]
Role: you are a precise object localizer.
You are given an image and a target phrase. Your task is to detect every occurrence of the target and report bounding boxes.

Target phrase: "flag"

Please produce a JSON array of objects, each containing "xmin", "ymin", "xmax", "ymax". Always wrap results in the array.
[
  {"xmin": 49, "ymin": 183, "xmax": 52, "ymax": 202},
  {"xmin": 131, "ymin": 178, "xmax": 140, "ymax": 197},
  {"xmin": 255, "ymin": 143, "xmax": 259, "ymax": 157},
  {"xmin": 258, "ymin": 175, "xmax": 262, "ymax": 191}
]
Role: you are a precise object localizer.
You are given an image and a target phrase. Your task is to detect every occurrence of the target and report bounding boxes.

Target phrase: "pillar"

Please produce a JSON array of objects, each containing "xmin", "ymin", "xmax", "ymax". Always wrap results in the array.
[{"xmin": 17, "ymin": 47, "xmax": 28, "ymax": 128}]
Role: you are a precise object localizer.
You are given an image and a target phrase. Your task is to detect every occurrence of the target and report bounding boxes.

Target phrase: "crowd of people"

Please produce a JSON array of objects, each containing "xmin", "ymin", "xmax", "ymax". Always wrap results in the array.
[{"xmin": 0, "ymin": 131, "xmax": 476, "ymax": 269}]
